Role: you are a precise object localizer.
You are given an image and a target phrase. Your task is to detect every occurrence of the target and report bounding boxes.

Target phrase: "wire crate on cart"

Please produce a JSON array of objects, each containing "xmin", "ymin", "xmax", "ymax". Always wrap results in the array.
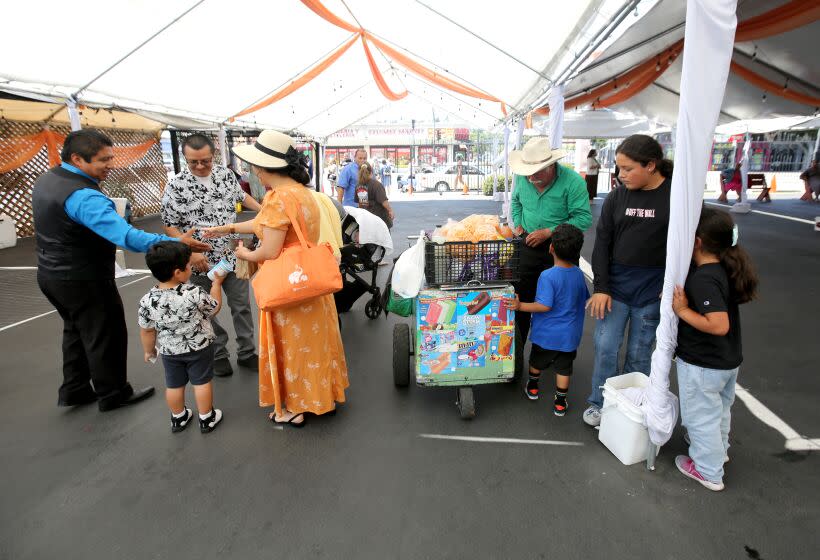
[{"xmin": 392, "ymin": 236, "xmax": 522, "ymax": 419}]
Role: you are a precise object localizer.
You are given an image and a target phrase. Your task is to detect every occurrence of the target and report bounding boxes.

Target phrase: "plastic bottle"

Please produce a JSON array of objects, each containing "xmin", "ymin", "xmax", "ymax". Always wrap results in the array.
[{"xmin": 207, "ymin": 258, "xmax": 234, "ymax": 281}]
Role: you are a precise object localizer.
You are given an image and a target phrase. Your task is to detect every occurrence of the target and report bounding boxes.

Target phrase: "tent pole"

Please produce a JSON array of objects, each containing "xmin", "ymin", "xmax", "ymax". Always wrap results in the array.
[
  {"xmin": 414, "ymin": 0, "xmax": 552, "ymax": 82},
  {"xmin": 72, "ymin": 0, "xmax": 206, "ymax": 99},
  {"xmin": 170, "ymin": 132, "xmax": 181, "ymax": 175}
]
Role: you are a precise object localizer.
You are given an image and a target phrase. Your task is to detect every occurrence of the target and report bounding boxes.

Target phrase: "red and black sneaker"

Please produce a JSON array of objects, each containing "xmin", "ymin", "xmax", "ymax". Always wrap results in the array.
[
  {"xmin": 524, "ymin": 377, "xmax": 540, "ymax": 400},
  {"xmin": 553, "ymin": 392, "xmax": 568, "ymax": 416}
]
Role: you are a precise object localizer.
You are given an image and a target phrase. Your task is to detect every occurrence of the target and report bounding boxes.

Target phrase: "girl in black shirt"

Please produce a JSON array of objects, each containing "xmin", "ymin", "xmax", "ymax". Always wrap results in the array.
[{"xmin": 671, "ymin": 208, "xmax": 758, "ymax": 491}]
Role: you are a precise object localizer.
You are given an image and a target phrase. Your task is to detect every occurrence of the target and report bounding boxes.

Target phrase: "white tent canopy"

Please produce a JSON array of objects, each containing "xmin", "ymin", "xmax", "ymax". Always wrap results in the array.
[
  {"xmin": 1, "ymin": 0, "xmax": 643, "ymax": 137},
  {"xmin": 557, "ymin": 0, "xmax": 820, "ymax": 126}
]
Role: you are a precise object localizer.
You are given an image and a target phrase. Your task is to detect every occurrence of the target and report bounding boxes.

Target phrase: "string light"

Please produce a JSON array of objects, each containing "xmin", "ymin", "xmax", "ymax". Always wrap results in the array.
[
  {"xmin": 751, "ymin": 46, "xmax": 757, "ymax": 61},
  {"xmin": 783, "ymin": 78, "xmax": 789, "ymax": 91},
  {"xmin": 762, "ymin": 92, "xmax": 767, "ymax": 103}
]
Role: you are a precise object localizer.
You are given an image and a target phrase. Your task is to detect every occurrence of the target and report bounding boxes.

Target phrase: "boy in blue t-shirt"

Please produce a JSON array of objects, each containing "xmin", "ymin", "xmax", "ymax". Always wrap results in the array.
[{"xmin": 509, "ymin": 224, "xmax": 589, "ymax": 416}]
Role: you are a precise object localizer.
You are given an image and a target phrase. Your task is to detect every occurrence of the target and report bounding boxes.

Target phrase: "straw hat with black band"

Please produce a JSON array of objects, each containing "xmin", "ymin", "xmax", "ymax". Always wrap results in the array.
[
  {"xmin": 509, "ymin": 136, "xmax": 567, "ymax": 177},
  {"xmin": 232, "ymin": 129, "xmax": 308, "ymax": 170}
]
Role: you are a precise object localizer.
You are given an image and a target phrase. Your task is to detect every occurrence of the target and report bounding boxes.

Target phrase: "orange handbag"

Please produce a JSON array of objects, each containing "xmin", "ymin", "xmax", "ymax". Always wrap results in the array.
[{"xmin": 251, "ymin": 193, "xmax": 342, "ymax": 310}]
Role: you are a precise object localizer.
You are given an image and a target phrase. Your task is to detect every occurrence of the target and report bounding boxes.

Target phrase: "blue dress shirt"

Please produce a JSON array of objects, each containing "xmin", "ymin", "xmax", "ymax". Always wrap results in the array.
[
  {"xmin": 61, "ymin": 163, "xmax": 177, "ymax": 253},
  {"xmin": 338, "ymin": 162, "xmax": 360, "ymax": 206}
]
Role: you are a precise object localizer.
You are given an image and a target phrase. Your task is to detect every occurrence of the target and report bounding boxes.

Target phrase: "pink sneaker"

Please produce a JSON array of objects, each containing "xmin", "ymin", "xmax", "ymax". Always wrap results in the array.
[{"xmin": 675, "ymin": 455, "xmax": 724, "ymax": 491}]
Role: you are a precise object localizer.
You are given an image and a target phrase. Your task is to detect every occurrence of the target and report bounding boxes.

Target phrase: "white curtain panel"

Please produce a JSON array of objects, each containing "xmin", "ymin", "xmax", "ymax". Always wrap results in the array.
[
  {"xmin": 643, "ymin": 0, "xmax": 738, "ymax": 446},
  {"xmin": 547, "ymin": 84, "xmax": 565, "ymax": 149}
]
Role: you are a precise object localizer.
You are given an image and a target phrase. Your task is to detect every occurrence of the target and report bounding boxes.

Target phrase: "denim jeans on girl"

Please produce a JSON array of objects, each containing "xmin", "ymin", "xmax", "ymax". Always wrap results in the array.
[
  {"xmin": 586, "ymin": 298, "xmax": 660, "ymax": 409},
  {"xmin": 676, "ymin": 357, "xmax": 738, "ymax": 483}
]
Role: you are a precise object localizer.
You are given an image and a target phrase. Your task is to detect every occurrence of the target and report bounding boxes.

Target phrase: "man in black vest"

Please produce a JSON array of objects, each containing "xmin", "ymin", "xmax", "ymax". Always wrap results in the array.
[{"xmin": 33, "ymin": 129, "xmax": 210, "ymax": 412}]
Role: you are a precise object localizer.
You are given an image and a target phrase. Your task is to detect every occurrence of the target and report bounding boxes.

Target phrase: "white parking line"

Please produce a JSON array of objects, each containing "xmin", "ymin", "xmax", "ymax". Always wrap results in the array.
[
  {"xmin": 0, "ymin": 275, "xmax": 150, "ymax": 333},
  {"xmin": 0, "ymin": 310, "xmax": 58, "ymax": 333},
  {"xmin": 419, "ymin": 434, "xmax": 584, "ymax": 446},
  {"xmin": 734, "ymin": 386, "xmax": 820, "ymax": 452},
  {"xmin": 705, "ymin": 201, "xmax": 815, "ymax": 225}
]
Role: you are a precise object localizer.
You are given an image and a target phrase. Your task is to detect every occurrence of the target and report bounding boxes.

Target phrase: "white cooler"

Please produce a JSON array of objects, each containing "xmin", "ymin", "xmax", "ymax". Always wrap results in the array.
[
  {"xmin": 0, "ymin": 213, "xmax": 17, "ymax": 249},
  {"xmin": 598, "ymin": 372, "xmax": 658, "ymax": 466}
]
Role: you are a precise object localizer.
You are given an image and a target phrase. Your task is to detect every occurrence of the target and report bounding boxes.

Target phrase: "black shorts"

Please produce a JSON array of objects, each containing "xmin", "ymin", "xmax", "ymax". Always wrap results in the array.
[
  {"xmin": 161, "ymin": 345, "xmax": 214, "ymax": 389},
  {"xmin": 529, "ymin": 344, "xmax": 576, "ymax": 376}
]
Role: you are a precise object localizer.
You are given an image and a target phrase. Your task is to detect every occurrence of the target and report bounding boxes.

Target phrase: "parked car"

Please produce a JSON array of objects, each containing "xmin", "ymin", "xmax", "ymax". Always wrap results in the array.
[{"xmin": 415, "ymin": 162, "xmax": 486, "ymax": 192}]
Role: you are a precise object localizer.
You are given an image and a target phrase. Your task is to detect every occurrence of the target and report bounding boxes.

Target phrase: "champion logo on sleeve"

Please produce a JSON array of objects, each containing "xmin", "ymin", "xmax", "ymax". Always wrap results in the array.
[{"xmin": 703, "ymin": 300, "xmax": 710, "ymax": 306}]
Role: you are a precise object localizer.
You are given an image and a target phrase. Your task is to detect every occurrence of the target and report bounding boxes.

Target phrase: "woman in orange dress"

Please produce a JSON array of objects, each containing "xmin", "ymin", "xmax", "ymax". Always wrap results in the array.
[{"xmin": 204, "ymin": 130, "xmax": 348, "ymax": 427}]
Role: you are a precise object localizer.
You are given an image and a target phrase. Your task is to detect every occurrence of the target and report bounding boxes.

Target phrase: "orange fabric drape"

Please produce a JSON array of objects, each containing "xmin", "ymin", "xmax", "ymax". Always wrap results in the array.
[
  {"xmin": 730, "ymin": 60, "xmax": 820, "ymax": 107},
  {"xmin": 1, "ymin": 130, "xmax": 156, "ymax": 173},
  {"xmin": 111, "ymin": 140, "xmax": 158, "ymax": 168},
  {"xmin": 363, "ymin": 31, "xmax": 506, "ymax": 114},
  {"xmin": 0, "ymin": 130, "xmax": 64, "ymax": 173},
  {"xmin": 296, "ymin": 0, "xmax": 506, "ymax": 114},
  {"xmin": 300, "ymin": 0, "xmax": 359, "ymax": 33},
  {"xmin": 735, "ymin": 0, "xmax": 820, "ymax": 42},
  {"xmin": 592, "ymin": 49, "xmax": 682, "ymax": 109},
  {"xmin": 535, "ymin": 41, "xmax": 682, "ymax": 116},
  {"xmin": 231, "ymin": 33, "xmax": 360, "ymax": 120},
  {"xmin": 360, "ymin": 35, "xmax": 408, "ymax": 101}
]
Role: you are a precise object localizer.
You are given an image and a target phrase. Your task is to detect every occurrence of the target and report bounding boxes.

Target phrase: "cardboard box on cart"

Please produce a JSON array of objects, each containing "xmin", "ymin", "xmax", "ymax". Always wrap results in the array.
[{"xmin": 415, "ymin": 286, "xmax": 515, "ymax": 386}]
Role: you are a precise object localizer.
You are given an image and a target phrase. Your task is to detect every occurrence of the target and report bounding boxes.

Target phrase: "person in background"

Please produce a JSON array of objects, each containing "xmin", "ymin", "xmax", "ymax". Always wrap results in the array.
[
  {"xmin": 162, "ymin": 134, "xmax": 262, "ymax": 377},
  {"xmin": 32, "ymin": 129, "xmax": 210, "ymax": 412},
  {"xmin": 337, "ymin": 148, "xmax": 367, "ymax": 205},
  {"xmin": 356, "ymin": 161, "xmax": 394, "ymax": 229},
  {"xmin": 718, "ymin": 162, "xmax": 742, "ymax": 203},
  {"xmin": 509, "ymin": 136, "xmax": 592, "ymax": 351},
  {"xmin": 799, "ymin": 155, "xmax": 820, "ymax": 202},
  {"xmin": 139, "ymin": 242, "xmax": 225, "ymax": 434},
  {"xmin": 583, "ymin": 134, "xmax": 672, "ymax": 427},
  {"xmin": 586, "ymin": 149, "xmax": 600, "ymax": 201},
  {"xmin": 673, "ymin": 208, "xmax": 758, "ymax": 491},
  {"xmin": 508, "ymin": 224, "xmax": 588, "ymax": 417},
  {"xmin": 381, "ymin": 159, "xmax": 392, "ymax": 189}
]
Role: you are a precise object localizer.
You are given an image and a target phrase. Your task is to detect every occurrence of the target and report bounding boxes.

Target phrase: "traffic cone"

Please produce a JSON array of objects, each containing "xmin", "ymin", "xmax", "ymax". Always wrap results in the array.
[{"xmin": 770, "ymin": 174, "xmax": 777, "ymax": 192}]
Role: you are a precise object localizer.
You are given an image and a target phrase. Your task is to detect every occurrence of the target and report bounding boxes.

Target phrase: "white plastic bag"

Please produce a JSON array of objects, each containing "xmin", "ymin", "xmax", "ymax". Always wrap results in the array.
[{"xmin": 391, "ymin": 231, "xmax": 426, "ymax": 299}]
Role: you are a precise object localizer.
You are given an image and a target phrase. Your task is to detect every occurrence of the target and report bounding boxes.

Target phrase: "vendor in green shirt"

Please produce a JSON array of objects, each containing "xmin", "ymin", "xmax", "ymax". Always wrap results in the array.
[{"xmin": 509, "ymin": 136, "xmax": 592, "ymax": 344}]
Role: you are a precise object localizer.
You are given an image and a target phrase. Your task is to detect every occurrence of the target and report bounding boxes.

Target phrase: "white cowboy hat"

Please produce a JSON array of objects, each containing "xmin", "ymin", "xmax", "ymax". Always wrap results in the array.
[
  {"xmin": 509, "ymin": 136, "xmax": 567, "ymax": 176},
  {"xmin": 232, "ymin": 129, "xmax": 301, "ymax": 169}
]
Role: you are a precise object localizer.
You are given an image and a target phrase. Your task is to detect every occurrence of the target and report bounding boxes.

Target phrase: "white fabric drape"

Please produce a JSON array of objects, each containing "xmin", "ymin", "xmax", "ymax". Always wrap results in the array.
[
  {"xmin": 642, "ymin": 0, "xmax": 738, "ymax": 446},
  {"xmin": 547, "ymin": 84, "xmax": 565, "ymax": 149},
  {"xmin": 66, "ymin": 99, "xmax": 82, "ymax": 131}
]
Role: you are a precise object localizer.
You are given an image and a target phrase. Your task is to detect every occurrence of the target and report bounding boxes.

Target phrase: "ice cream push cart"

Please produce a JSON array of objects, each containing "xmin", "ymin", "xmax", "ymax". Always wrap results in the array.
[{"xmin": 392, "ymin": 237, "xmax": 522, "ymax": 418}]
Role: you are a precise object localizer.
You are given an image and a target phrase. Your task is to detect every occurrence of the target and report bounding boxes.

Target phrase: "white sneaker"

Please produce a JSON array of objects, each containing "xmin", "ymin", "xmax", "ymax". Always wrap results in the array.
[
  {"xmin": 583, "ymin": 406, "xmax": 601, "ymax": 427},
  {"xmin": 199, "ymin": 408, "xmax": 223, "ymax": 433}
]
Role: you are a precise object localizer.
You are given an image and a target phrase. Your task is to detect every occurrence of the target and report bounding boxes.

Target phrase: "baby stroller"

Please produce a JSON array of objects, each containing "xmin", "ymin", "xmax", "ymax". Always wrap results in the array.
[{"xmin": 334, "ymin": 212, "xmax": 387, "ymax": 319}]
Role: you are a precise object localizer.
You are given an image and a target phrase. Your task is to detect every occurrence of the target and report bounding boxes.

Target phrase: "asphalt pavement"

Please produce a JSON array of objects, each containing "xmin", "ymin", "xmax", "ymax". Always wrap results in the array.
[{"xmin": 0, "ymin": 194, "xmax": 817, "ymax": 559}]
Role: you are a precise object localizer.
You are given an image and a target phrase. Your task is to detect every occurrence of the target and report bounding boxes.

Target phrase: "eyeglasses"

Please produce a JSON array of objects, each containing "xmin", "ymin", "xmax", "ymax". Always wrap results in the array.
[{"xmin": 187, "ymin": 158, "xmax": 213, "ymax": 167}]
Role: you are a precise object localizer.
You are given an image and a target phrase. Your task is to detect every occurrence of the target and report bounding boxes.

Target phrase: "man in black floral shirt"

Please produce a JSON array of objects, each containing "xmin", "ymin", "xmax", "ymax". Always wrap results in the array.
[{"xmin": 161, "ymin": 134, "xmax": 262, "ymax": 376}]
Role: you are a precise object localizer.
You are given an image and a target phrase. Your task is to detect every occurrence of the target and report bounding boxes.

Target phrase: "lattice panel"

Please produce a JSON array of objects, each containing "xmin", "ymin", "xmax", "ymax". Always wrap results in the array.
[
  {"xmin": 0, "ymin": 120, "xmax": 70, "ymax": 237},
  {"xmin": 0, "ymin": 120, "xmax": 167, "ymax": 237}
]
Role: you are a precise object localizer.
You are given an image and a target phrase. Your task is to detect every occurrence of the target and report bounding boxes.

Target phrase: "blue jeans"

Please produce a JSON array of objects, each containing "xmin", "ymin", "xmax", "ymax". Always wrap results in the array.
[
  {"xmin": 587, "ymin": 298, "xmax": 660, "ymax": 409},
  {"xmin": 676, "ymin": 358, "xmax": 738, "ymax": 483}
]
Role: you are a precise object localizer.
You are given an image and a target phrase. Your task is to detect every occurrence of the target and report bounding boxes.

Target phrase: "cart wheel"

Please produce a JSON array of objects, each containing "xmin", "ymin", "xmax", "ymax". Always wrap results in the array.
[
  {"xmin": 456, "ymin": 387, "xmax": 475, "ymax": 419},
  {"xmin": 392, "ymin": 323, "xmax": 411, "ymax": 387},
  {"xmin": 365, "ymin": 298, "xmax": 382, "ymax": 319}
]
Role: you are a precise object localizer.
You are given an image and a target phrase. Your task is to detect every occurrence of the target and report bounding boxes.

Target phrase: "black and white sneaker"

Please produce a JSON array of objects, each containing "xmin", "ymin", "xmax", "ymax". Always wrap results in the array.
[
  {"xmin": 199, "ymin": 409, "xmax": 223, "ymax": 433},
  {"xmin": 171, "ymin": 408, "xmax": 193, "ymax": 433}
]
